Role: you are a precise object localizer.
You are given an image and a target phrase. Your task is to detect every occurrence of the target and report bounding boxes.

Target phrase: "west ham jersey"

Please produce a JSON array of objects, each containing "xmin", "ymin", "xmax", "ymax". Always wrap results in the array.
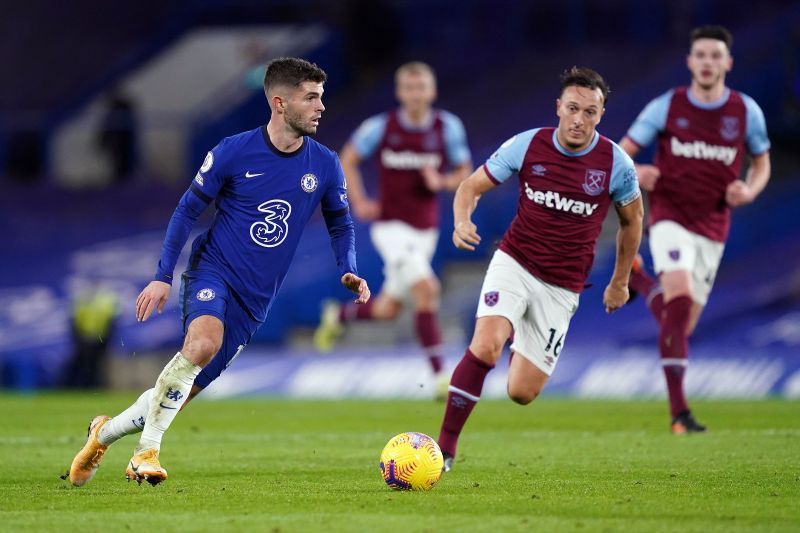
[
  {"xmin": 166, "ymin": 126, "xmax": 350, "ymax": 323},
  {"xmin": 626, "ymin": 87, "xmax": 770, "ymax": 242},
  {"xmin": 350, "ymin": 108, "xmax": 471, "ymax": 229},
  {"xmin": 484, "ymin": 128, "xmax": 640, "ymax": 293}
]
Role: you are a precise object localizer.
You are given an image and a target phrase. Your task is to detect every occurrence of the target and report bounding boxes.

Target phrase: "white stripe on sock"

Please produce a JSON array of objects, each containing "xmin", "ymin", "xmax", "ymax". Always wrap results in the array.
[
  {"xmin": 662, "ymin": 358, "xmax": 688, "ymax": 366},
  {"xmin": 448, "ymin": 385, "xmax": 480, "ymax": 402},
  {"xmin": 424, "ymin": 344, "xmax": 443, "ymax": 357},
  {"xmin": 646, "ymin": 286, "xmax": 664, "ymax": 308}
]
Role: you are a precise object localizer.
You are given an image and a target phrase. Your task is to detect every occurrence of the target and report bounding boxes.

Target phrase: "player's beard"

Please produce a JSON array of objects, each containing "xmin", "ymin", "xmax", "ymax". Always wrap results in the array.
[{"xmin": 286, "ymin": 109, "xmax": 317, "ymax": 137}]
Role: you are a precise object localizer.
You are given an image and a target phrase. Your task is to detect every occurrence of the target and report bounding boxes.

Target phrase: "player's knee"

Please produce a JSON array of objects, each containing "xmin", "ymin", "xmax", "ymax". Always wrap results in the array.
[
  {"xmin": 507, "ymin": 384, "xmax": 540, "ymax": 405},
  {"xmin": 183, "ymin": 336, "xmax": 221, "ymax": 362},
  {"xmin": 413, "ymin": 277, "xmax": 440, "ymax": 309},
  {"xmin": 375, "ymin": 298, "xmax": 402, "ymax": 319},
  {"xmin": 469, "ymin": 339, "xmax": 504, "ymax": 365}
]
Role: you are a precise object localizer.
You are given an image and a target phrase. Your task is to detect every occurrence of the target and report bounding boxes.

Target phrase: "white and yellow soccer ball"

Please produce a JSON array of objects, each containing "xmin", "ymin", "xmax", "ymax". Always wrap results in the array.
[{"xmin": 379, "ymin": 432, "xmax": 444, "ymax": 491}]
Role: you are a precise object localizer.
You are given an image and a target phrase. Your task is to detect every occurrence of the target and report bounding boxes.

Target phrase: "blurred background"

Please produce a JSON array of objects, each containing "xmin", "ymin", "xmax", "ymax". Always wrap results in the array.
[{"xmin": 1, "ymin": 0, "xmax": 798, "ymax": 399}]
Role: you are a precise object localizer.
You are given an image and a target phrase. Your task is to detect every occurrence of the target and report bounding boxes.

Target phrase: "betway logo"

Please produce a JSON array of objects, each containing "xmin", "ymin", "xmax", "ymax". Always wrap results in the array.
[
  {"xmin": 670, "ymin": 137, "xmax": 737, "ymax": 166},
  {"xmin": 380, "ymin": 149, "xmax": 441, "ymax": 170},
  {"xmin": 524, "ymin": 183, "xmax": 598, "ymax": 216}
]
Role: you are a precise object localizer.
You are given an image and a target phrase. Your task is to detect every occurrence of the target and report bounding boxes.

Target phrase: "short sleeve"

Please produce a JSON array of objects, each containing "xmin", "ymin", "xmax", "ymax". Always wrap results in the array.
[
  {"xmin": 742, "ymin": 94, "xmax": 770, "ymax": 156},
  {"xmin": 610, "ymin": 143, "xmax": 642, "ymax": 207},
  {"xmin": 440, "ymin": 111, "xmax": 472, "ymax": 166},
  {"xmin": 625, "ymin": 90, "xmax": 673, "ymax": 148},
  {"xmin": 350, "ymin": 114, "xmax": 388, "ymax": 159},
  {"xmin": 484, "ymin": 129, "xmax": 539, "ymax": 184}
]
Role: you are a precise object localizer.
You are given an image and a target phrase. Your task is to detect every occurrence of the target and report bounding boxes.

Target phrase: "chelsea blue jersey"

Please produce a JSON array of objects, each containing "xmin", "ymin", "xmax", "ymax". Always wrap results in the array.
[{"xmin": 156, "ymin": 126, "xmax": 353, "ymax": 323}]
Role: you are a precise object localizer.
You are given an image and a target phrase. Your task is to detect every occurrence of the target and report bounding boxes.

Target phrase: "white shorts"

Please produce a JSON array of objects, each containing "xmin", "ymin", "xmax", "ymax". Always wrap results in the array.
[
  {"xmin": 475, "ymin": 250, "xmax": 580, "ymax": 376},
  {"xmin": 370, "ymin": 220, "xmax": 439, "ymax": 299},
  {"xmin": 649, "ymin": 220, "xmax": 725, "ymax": 306}
]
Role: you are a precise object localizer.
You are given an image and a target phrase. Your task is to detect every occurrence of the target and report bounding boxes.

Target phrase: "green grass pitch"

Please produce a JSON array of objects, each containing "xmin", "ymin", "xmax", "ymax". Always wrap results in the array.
[{"xmin": 1, "ymin": 393, "xmax": 798, "ymax": 532}]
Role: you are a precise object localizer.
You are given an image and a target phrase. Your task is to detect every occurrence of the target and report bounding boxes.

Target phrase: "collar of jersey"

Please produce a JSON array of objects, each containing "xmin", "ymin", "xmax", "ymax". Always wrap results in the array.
[
  {"xmin": 262, "ymin": 125, "xmax": 305, "ymax": 158},
  {"xmin": 686, "ymin": 87, "xmax": 730, "ymax": 110},
  {"xmin": 551, "ymin": 129, "xmax": 599, "ymax": 157},
  {"xmin": 397, "ymin": 108, "xmax": 435, "ymax": 131}
]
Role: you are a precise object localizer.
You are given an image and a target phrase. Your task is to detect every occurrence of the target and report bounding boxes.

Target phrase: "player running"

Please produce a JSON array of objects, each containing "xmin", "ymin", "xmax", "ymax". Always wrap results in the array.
[
  {"xmin": 66, "ymin": 57, "xmax": 370, "ymax": 487},
  {"xmin": 620, "ymin": 26, "xmax": 771, "ymax": 433},
  {"xmin": 437, "ymin": 66, "xmax": 643, "ymax": 472},
  {"xmin": 313, "ymin": 62, "xmax": 472, "ymax": 399}
]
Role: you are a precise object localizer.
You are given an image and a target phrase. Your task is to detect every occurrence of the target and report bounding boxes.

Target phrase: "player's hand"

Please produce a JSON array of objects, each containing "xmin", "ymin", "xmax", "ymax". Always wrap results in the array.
[
  {"xmin": 453, "ymin": 220, "xmax": 481, "ymax": 251},
  {"xmin": 135, "ymin": 281, "xmax": 171, "ymax": 322},
  {"xmin": 420, "ymin": 166, "xmax": 444, "ymax": 192},
  {"xmin": 726, "ymin": 180, "xmax": 755, "ymax": 207},
  {"xmin": 352, "ymin": 198, "xmax": 381, "ymax": 221},
  {"xmin": 603, "ymin": 281, "xmax": 629, "ymax": 314},
  {"xmin": 341, "ymin": 273, "xmax": 370, "ymax": 304},
  {"xmin": 636, "ymin": 164, "xmax": 660, "ymax": 192}
]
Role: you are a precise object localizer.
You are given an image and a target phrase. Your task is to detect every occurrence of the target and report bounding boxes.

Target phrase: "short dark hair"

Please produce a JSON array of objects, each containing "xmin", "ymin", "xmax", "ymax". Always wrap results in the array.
[
  {"xmin": 263, "ymin": 57, "xmax": 327, "ymax": 95},
  {"xmin": 560, "ymin": 66, "xmax": 610, "ymax": 104},
  {"xmin": 691, "ymin": 25, "xmax": 733, "ymax": 50}
]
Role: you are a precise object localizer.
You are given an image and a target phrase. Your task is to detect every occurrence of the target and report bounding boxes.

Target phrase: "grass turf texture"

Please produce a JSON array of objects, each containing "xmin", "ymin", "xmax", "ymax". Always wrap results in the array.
[{"xmin": 1, "ymin": 393, "xmax": 798, "ymax": 532}]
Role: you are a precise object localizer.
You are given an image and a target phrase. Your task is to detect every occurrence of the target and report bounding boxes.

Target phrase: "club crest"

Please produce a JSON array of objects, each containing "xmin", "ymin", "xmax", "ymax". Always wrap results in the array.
[
  {"xmin": 197, "ymin": 288, "xmax": 215, "ymax": 301},
  {"xmin": 720, "ymin": 116, "xmax": 740, "ymax": 141},
  {"xmin": 582, "ymin": 169, "xmax": 607, "ymax": 196},
  {"xmin": 300, "ymin": 173, "xmax": 318, "ymax": 193},
  {"xmin": 484, "ymin": 291, "xmax": 499, "ymax": 307},
  {"xmin": 669, "ymin": 249, "xmax": 681, "ymax": 261}
]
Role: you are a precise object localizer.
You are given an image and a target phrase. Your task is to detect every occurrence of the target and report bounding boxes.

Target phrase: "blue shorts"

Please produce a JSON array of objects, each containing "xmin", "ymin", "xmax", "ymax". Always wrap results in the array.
[{"xmin": 179, "ymin": 269, "xmax": 263, "ymax": 389}]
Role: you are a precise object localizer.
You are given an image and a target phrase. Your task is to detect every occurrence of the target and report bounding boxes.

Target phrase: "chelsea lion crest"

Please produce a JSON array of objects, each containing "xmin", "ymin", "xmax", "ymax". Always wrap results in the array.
[
  {"xmin": 196, "ymin": 288, "xmax": 215, "ymax": 301},
  {"xmin": 300, "ymin": 173, "xmax": 318, "ymax": 193}
]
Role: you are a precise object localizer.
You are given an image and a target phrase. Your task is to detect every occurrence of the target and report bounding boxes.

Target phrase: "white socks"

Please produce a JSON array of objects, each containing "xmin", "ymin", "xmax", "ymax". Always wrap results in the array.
[
  {"xmin": 97, "ymin": 388, "xmax": 154, "ymax": 446},
  {"xmin": 136, "ymin": 352, "xmax": 201, "ymax": 453}
]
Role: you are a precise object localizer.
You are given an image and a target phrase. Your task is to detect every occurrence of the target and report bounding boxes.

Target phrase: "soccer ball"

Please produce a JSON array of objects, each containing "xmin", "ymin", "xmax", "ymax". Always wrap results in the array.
[{"xmin": 379, "ymin": 432, "xmax": 444, "ymax": 491}]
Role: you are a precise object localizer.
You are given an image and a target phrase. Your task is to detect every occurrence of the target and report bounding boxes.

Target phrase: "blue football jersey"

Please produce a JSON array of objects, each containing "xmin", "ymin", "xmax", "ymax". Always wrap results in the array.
[{"xmin": 175, "ymin": 126, "xmax": 350, "ymax": 322}]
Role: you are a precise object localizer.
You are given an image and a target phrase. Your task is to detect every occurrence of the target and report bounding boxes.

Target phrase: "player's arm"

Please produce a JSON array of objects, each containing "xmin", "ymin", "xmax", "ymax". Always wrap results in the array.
[
  {"xmin": 423, "ymin": 112, "xmax": 473, "ymax": 192},
  {"xmin": 452, "ymin": 166, "xmax": 497, "ymax": 251},
  {"xmin": 136, "ymin": 187, "xmax": 210, "ymax": 321},
  {"xmin": 604, "ymin": 195, "xmax": 644, "ymax": 313},
  {"xmin": 421, "ymin": 161, "xmax": 472, "ymax": 192},
  {"xmin": 620, "ymin": 136, "xmax": 661, "ymax": 192},
  {"xmin": 323, "ymin": 158, "xmax": 371, "ymax": 304},
  {"xmin": 620, "ymin": 92, "xmax": 672, "ymax": 192},
  {"xmin": 729, "ymin": 96, "xmax": 772, "ymax": 207},
  {"xmin": 731, "ymin": 151, "xmax": 771, "ymax": 206}
]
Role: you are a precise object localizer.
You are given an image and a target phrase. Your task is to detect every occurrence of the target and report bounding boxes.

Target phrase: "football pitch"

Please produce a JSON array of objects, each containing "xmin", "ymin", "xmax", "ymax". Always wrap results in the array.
[{"xmin": 1, "ymin": 393, "xmax": 798, "ymax": 532}]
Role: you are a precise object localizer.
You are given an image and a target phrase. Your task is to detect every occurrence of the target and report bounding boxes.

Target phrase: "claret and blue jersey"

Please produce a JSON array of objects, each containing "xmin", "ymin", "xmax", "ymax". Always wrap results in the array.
[
  {"xmin": 482, "ymin": 127, "xmax": 640, "ymax": 292},
  {"xmin": 156, "ymin": 125, "xmax": 356, "ymax": 324}
]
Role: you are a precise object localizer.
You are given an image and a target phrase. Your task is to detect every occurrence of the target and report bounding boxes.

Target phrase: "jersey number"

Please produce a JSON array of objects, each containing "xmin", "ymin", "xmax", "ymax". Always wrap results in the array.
[
  {"xmin": 544, "ymin": 328, "xmax": 564, "ymax": 357},
  {"xmin": 250, "ymin": 199, "xmax": 292, "ymax": 248}
]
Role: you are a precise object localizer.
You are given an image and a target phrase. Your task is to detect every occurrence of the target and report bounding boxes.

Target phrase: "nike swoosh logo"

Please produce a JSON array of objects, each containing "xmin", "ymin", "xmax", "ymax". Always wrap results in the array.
[
  {"xmin": 245, "ymin": 171, "xmax": 264, "ymax": 178},
  {"xmin": 159, "ymin": 402, "xmax": 177, "ymax": 410}
]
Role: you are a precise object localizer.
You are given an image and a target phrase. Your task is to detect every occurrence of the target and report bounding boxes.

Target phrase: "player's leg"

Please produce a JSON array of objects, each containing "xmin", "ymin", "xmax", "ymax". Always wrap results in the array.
[
  {"xmin": 126, "ymin": 315, "xmax": 220, "ymax": 484},
  {"xmin": 505, "ymin": 271, "xmax": 576, "ymax": 404},
  {"xmin": 506, "ymin": 355, "xmax": 549, "ymax": 405},
  {"xmin": 650, "ymin": 222, "xmax": 708, "ymax": 433},
  {"xmin": 125, "ymin": 271, "xmax": 228, "ymax": 485},
  {"xmin": 438, "ymin": 250, "xmax": 526, "ymax": 471},
  {"xmin": 411, "ymin": 275, "xmax": 447, "ymax": 398},
  {"xmin": 438, "ymin": 315, "xmax": 511, "ymax": 471},
  {"xmin": 628, "ymin": 254, "xmax": 665, "ymax": 320},
  {"xmin": 313, "ymin": 222, "xmax": 404, "ymax": 351}
]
